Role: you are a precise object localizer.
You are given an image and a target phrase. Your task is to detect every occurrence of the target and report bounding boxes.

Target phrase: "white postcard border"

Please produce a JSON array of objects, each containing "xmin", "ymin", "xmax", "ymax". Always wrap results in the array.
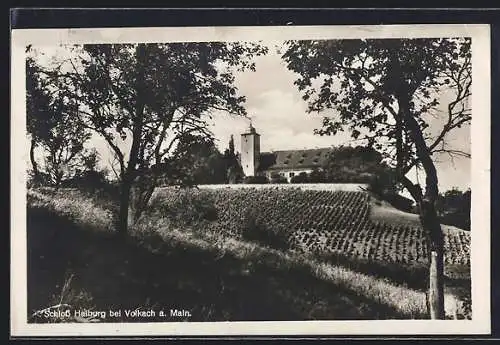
[{"xmin": 11, "ymin": 23, "xmax": 491, "ymax": 336}]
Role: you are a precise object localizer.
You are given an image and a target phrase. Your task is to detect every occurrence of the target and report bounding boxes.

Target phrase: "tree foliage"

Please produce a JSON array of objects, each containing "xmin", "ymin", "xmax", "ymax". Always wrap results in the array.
[
  {"xmin": 26, "ymin": 53, "xmax": 92, "ymax": 187},
  {"xmin": 158, "ymin": 133, "xmax": 227, "ymax": 186},
  {"xmin": 282, "ymin": 38, "xmax": 471, "ymax": 179}
]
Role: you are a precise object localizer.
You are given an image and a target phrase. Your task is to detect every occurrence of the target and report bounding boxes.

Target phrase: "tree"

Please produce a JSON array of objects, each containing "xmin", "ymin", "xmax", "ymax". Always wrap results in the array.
[
  {"xmin": 227, "ymin": 134, "xmax": 235, "ymax": 158},
  {"xmin": 322, "ymin": 145, "xmax": 399, "ymax": 194},
  {"xmin": 26, "ymin": 54, "xmax": 49, "ymax": 182},
  {"xmin": 322, "ymin": 145, "xmax": 382, "ymax": 183},
  {"xmin": 223, "ymin": 135, "xmax": 244, "ymax": 184},
  {"xmin": 282, "ymin": 37, "xmax": 471, "ymax": 319},
  {"xmin": 227, "ymin": 163, "xmax": 244, "ymax": 184},
  {"xmin": 26, "ymin": 52, "xmax": 92, "ymax": 187},
  {"xmin": 166, "ymin": 133, "xmax": 227, "ymax": 185},
  {"xmin": 41, "ymin": 42, "xmax": 267, "ymax": 236}
]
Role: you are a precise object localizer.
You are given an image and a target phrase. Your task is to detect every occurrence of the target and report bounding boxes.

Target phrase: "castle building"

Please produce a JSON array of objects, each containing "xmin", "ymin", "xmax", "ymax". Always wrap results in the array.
[{"xmin": 240, "ymin": 124, "xmax": 332, "ymax": 182}]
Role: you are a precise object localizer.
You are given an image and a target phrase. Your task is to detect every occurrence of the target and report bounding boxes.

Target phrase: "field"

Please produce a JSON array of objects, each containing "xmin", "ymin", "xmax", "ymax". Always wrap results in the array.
[
  {"xmin": 26, "ymin": 186, "xmax": 471, "ymax": 322},
  {"xmin": 152, "ymin": 187, "xmax": 470, "ymax": 268}
]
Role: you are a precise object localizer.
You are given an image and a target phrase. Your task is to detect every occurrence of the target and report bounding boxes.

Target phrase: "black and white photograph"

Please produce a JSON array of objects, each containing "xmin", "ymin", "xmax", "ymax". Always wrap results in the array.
[{"xmin": 11, "ymin": 24, "xmax": 490, "ymax": 336}]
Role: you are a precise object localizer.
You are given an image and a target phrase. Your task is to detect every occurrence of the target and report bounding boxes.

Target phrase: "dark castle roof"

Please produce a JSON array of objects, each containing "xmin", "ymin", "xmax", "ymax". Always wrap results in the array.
[{"xmin": 257, "ymin": 148, "xmax": 333, "ymax": 171}]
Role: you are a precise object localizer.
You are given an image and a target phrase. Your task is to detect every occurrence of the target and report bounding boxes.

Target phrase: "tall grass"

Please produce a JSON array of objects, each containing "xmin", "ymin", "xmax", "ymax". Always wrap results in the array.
[{"xmin": 28, "ymin": 188, "xmax": 115, "ymax": 232}]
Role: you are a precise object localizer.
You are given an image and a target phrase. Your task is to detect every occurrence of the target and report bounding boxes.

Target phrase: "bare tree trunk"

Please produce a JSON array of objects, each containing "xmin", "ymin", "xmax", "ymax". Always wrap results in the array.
[
  {"xmin": 429, "ymin": 249, "xmax": 445, "ymax": 318},
  {"xmin": 403, "ymin": 176, "xmax": 445, "ymax": 320},
  {"xmin": 30, "ymin": 138, "xmax": 40, "ymax": 182},
  {"xmin": 421, "ymin": 197, "xmax": 445, "ymax": 319},
  {"xmin": 116, "ymin": 43, "xmax": 148, "ymax": 238},
  {"xmin": 54, "ymin": 167, "xmax": 63, "ymax": 191},
  {"xmin": 130, "ymin": 172, "xmax": 156, "ymax": 223},
  {"xmin": 117, "ymin": 174, "xmax": 132, "ymax": 238},
  {"xmin": 399, "ymin": 94, "xmax": 445, "ymax": 319}
]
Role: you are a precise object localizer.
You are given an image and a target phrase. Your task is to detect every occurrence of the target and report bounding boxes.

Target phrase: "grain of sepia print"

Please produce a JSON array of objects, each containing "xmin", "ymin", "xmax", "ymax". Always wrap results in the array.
[{"xmin": 12, "ymin": 24, "xmax": 491, "ymax": 335}]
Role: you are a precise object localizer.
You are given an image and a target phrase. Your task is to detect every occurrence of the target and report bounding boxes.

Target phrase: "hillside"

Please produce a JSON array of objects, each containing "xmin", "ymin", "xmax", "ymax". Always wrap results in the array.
[
  {"xmin": 27, "ymin": 187, "xmax": 471, "ymax": 322},
  {"xmin": 153, "ymin": 187, "xmax": 470, "ymax": 269}
]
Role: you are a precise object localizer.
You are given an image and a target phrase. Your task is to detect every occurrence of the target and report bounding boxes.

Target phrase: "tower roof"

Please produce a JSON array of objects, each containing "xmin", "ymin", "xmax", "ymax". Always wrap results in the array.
[{"xmin": 241, "ymin": 123, "xmax": 260, "ymax": 136}]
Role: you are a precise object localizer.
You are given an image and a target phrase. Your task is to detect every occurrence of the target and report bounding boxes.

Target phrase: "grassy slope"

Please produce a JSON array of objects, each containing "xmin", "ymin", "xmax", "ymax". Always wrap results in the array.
[
  {"xmin": 370, "ymin": 197, "xmax": 469, "ymax": 234},
  {"xmin": 152, "ymin": 187, "xmax": 470, "ymax": 285},
  {"xmin": 27, "ymin": 188, "xmax": 470, "ymax": 322}
]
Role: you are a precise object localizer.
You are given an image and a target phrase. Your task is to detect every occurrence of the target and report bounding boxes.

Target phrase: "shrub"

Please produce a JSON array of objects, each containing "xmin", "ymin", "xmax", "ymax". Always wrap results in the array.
[
  {"xmin": 290, "ymin": 172, "xmax": 309, "ymax": 184},
  {"xmin": 243, "ymin": 175, "xmax": 269, "ymax": 184},
  {"xmin": 270, "ymin": 174, "xmax": 288, "ymax": 184},
  {"xmin": 61, "ymin": 170, "xmax": 108, "ymax": 190},
  {"xmin": 147, "ymin": 188, "xmax": 218, "ymax": 227},
  {"xmin": 240, "ymin": 209, "xmax": 289, "ymax": 251},
  {"xmin": 308, "ymin": 169, "xmax": 327, "ymax": 183},
  {"xmin": 27, "ymin": 171, "xmax": 52, "ymax": 189}
]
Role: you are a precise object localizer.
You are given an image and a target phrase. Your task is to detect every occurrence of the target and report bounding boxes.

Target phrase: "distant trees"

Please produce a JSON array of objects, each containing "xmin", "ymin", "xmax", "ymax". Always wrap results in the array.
[
  {"xmin": 436, "ymin": 188, "xmax": 471, "ymax": 231},
  {"xmin": 226, "ymin": 134, "xmax": 235, "ymax": 157},
  {"xmin": 282, "ymin": 37, "xmax": 471, "ymax": 319},
  {"xmin": 307, "ymin": 168, "xmax": 327, "ymax": 183},
  {"xmin": 157, "ymin": 134, "xmax": 246, "ymax": 186}
]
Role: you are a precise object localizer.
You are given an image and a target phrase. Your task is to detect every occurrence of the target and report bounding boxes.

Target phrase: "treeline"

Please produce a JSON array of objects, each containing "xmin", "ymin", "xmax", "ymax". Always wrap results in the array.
[
  {"xmin": 154, "ymin": 134, "xmax": 244, "ymax": 186},
  {"xmin": 435, "ymin": 188, "xmax": 471, "ymax": 231}
]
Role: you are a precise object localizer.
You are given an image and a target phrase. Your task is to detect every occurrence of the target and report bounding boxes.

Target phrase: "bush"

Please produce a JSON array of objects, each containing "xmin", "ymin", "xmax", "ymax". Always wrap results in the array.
[
  {"xmin": 385, "ymin": 194, "xmax": 415, "ymax": 213},
  {"xmin": 270, "ymin": 174, "xmax": 288, "ymax": 184},
  {"xmin": 290, "ymin": 172, "xmax": 309, "ymax": 184},
  {"xmin": 27, "ymin": 171, "xmax": 52, "ymax": 188},
  {"xmin": 243, "ymin": 175, "xmax": 269, "ymax": 184},
  {"xmin": 308, "ymin": 169, "xmax": 327, "ymax": 183},
  {"xmin": 147, "ymin": 188, "xmax": 218, "ymax": 226},
  {"xmin": 60, "ymin": 170, "xmax": 112, "ymax": 196},
  {"xmin": 365, "ymin": 170, "xmax": 414, "ymax": 212},
  {"xmin": 240, "ymin": 209, "xmax": 289, "ymax": 250}
]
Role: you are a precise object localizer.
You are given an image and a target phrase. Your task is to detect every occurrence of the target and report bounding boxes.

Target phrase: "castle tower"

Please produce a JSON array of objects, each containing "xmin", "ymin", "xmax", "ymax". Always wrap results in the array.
[{"xmin": 240, "ymin": 122, "xmax": 260, "ymax": 177}]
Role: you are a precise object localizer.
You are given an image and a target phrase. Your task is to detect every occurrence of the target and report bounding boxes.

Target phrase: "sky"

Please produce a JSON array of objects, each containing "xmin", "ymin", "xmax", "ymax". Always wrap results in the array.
[{"xmin": 30, "ymin": 42, "xmax": 471, "ymax": 194}]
